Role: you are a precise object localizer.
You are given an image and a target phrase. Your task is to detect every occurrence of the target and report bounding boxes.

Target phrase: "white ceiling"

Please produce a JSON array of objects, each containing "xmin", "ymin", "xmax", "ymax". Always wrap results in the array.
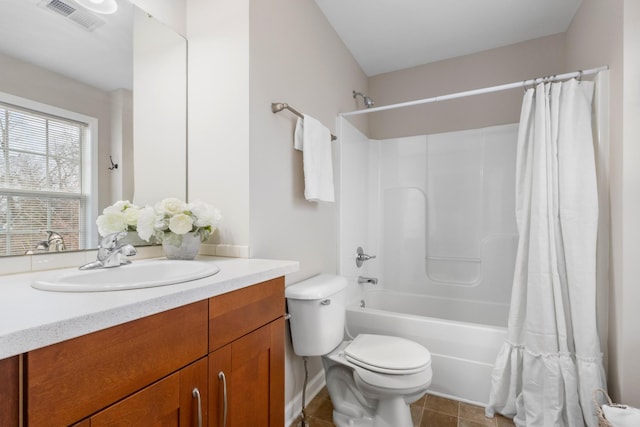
[
  {"xmin": 0, "ymin": 0, "xmax": 133, "ymax": 91},
  {"xmin": 313, "ymin": 0, "xmax": 583, "ymax": 76},
  {"xmin": 2, "ymin": 1, "xmax": 584, "ymax": 90}
]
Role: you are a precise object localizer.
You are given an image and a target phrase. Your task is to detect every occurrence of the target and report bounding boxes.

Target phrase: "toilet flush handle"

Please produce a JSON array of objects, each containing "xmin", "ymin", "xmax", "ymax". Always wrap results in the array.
[{"xmin": 320, "ymin": 299, "xmax": 331, "ymax": 306}]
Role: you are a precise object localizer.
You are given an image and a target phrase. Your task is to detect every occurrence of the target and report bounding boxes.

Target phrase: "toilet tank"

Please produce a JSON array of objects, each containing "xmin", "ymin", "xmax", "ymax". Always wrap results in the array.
[{"xmin": 285, "ymin": 274, "xmax": 348, "ymax": 357}]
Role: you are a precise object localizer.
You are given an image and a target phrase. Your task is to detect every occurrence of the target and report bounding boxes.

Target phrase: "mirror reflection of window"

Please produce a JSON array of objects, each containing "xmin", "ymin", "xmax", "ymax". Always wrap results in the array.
[
  {"xmin": 0, "ymin": 0, "xmax": 187, "ymax": 256},
  {"xmin": 0, "ymin": 93, "xmax": 97, "ymax": 256}
]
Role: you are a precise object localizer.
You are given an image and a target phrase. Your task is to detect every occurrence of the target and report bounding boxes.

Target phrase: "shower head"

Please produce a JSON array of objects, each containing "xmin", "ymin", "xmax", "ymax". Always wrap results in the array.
[{"xmin": 353, "ymin": 90, "xmax": 375, "ymax": 108}]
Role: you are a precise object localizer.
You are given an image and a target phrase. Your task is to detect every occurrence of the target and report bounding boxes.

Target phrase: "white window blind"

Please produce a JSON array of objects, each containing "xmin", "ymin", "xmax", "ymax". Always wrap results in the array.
[{"xmin": 0, "ymin": 102, "xmax": 87, "ymax": 256}]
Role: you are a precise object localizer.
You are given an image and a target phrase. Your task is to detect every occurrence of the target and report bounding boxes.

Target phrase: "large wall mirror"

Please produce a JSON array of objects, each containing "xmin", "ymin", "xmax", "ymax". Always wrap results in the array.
[{"xmin": 0, "ymin": 0, "xmax": 186, "ymax": 256}]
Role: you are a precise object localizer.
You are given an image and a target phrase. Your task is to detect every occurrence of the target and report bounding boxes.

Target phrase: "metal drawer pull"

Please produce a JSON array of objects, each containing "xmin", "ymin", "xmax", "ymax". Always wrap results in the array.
[
  {"xmin": 192, "ymin": 387, "xmax": 203, "ymax": 427},
  {"xmin": 218, "ymin": 371, "xmax": 228, "ymax": 427}
]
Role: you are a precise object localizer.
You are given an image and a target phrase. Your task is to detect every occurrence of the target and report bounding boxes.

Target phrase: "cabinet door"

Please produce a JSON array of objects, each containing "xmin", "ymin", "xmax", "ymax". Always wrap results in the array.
[
  {"xmin": 180, "ymin": 356, "xmax": 209, "ymax": 427},
  {"xmin": 209, "ymin": 317, "xmax": 284, "ymax": 427},
  {"xmin": 85, "ymin": 357, "xmax": 208, "ymax": 427},
  {"xmin": 0, "ymin": 356, "xmax": 19, "ymax": 427}
]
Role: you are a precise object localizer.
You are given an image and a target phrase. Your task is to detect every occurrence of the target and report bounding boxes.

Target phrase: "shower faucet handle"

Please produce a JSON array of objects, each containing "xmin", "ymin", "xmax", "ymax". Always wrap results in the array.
[{"xmin": 356, "ymin": 246, "xmax": 376, "ymax": 268}]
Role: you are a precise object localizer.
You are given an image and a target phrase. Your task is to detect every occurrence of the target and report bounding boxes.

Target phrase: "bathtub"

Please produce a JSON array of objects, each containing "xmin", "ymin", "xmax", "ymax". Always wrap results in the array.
[{"xmin": 345, "ymin": 289, "xmax": 509, "ymax": 406}]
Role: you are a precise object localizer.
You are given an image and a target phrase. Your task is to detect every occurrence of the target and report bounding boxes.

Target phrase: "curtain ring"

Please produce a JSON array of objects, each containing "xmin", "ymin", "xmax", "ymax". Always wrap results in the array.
[
  {"xmin": 524, "ymin": 79, "xmax": 534, "ymax": 92},
  {"xmin": 578, "ymin": 70, "xmax": 583, "ymax": 82}
]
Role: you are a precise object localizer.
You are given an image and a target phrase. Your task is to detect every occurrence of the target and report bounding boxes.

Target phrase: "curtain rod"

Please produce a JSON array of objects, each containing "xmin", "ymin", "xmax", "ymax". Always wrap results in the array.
[{"xmin": 340, "ymin": 65, "xmax": 609, "ymax": 117}]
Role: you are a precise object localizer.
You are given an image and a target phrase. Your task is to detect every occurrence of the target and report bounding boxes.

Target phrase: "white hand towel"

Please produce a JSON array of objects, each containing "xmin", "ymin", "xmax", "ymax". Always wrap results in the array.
[{"xmin": 294, "ymin": 115, "xmax": 335, "ymax": 202}]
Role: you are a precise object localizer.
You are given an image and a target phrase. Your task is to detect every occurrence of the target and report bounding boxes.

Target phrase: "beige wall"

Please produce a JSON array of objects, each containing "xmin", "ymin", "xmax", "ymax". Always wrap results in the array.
[
  {"xmin": 187, "ymin": 0, "xmax": 368, "ymax": 416},
  {"xmin": 612, "ymin": 0, "xmax": 640, "ymax": 407},
  {"xmin": 619, "ymin": 0, "xmax": 640, "ymax": 405},
  {"xmin": 249, "ymin": 0, "xmax": 368, "ymax": 416},
  {"xmin": 187, "ymin": 0, "xmax": 251, "ymax": 248},
  {"xmin": 565, "ymin": 0, "xmax": 640, "ymax": 406},
  {"xmin": 187, "ymin": 0, "xmax": 367, "ymax": 256},
  {"xmin": 368, "ymin": 33, "xmax": 566, "ymax": 139},
  {"xmin": 619, "ymin": 1, "xmax": 640, "ymax": 405},
  {"xmin": 248, "ymin": 0, "xmax": 368, "ymax": 282},
  {"xmin": 133, "ymin": 9, "xmax": 187, "ymax": 206}
]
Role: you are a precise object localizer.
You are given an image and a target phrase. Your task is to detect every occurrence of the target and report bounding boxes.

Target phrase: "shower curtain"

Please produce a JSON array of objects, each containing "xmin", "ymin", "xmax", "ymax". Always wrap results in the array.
[{"xmin": 486, "ymin": 79, "xmax": 606, "ymax": 426}]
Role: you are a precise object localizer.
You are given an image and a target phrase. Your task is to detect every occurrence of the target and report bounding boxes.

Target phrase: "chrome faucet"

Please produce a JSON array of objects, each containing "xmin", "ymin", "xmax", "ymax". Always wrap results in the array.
[
  {"xmin": 45, "ymin": 231, "xmax": 66, "ymax": 252},
  {"xmin": 25, "ymin": 231, "xmax": 66, "ymax": 254},
  {"xmin": 79, "ymin": 231, "xmax": 137, "ymax": 270},
  {"xmin": 358, "ymin": 276, "xmax": 378, "ymax": 285}
]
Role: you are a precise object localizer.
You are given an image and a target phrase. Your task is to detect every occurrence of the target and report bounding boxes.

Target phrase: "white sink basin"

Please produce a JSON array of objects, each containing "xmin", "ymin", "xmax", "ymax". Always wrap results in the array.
[{"xmin": 32, "ymin": 260, "xmax": 220, "ymax": 292}]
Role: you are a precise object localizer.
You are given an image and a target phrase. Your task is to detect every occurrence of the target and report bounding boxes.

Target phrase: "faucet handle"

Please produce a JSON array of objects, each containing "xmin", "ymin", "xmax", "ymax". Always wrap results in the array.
[
  {"xmin": 46, "ymin": 231, "xmax": 66, "ymax": 252},
  {"xmin": 99, "ymin": 231, "xmax": 127, "ymax": 250},
  {"xmin": 356, "ymin": 246, "xmax": 376, "ymax": 268}
]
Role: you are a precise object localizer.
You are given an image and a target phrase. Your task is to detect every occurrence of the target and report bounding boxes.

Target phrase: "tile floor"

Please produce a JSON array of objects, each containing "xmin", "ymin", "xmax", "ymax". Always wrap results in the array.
[{"xmin": 289, "ymin": 388, "xmax": 516, "ymax": 427}]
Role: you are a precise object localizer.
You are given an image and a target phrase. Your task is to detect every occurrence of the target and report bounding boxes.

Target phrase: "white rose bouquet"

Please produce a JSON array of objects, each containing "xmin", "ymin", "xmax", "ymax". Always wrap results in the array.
[
  {"xmin": 96, "ymin": 200, "xmax": 141, "ymax": 237},
  {"xmin": 135, "ymin": 198, "xmax": 221, "ymax": 245}
]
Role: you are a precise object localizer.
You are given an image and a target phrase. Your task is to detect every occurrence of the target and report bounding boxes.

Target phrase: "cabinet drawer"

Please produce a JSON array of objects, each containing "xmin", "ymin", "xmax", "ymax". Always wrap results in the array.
[
  {"xmin": 209, "ymin": 277, "xmax": 284, "ymax": 351},
  {"xmin": 27, "ymin": 300, "xmax": 208, "ymax": 427}
]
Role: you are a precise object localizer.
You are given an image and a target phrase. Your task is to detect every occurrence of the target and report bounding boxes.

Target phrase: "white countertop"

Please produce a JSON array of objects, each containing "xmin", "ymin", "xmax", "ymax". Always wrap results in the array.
[{"xmin": 0, "ymin": 256, "xmax": 299, "ymax": 359}]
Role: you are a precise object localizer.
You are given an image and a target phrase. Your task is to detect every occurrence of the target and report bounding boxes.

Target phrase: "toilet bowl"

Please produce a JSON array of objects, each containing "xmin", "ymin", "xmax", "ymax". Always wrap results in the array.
[
  {"xmin": 324, "ymin": 336, "xmax": 432, "ymax": 427},
  {"xmin": 285, "ymin": 274, "xmax": 432, "ymax": 427}
]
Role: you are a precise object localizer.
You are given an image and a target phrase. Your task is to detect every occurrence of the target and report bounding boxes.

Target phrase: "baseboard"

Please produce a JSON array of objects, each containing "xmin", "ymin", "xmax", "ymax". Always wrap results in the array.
[{"xmin": 284, "ymin": 370, "xmax": 326, "ymax": 427}]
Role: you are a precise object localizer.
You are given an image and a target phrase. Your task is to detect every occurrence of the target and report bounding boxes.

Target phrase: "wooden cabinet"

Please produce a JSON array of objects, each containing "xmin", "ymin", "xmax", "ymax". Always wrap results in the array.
[
  {"xmin": 0, "ymin": 355, "xmax": 19, "ymax": 427},
  {"xmin": 26, "ymin": 301, "xmax": 208, "ymax": 426},
  {"xmin": 209, "ymin": 318, "xmax": 284, "ymax": 427},
  {"xmin": 208, "ymin": 277, "xmax": 285, "ymax": 427},
  {"xmin": 22, "ymin": 276, "xmax": 285, "ymax": 427}
]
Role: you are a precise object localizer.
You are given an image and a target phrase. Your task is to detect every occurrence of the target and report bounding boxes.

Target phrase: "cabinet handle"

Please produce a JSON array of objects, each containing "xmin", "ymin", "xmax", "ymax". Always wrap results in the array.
[
  {"xmin": 192, "ymin": 387, "xmax": 203, "ymax": 427},
  {"xmin": 218, "ymin": 371, "xmax": 228, "ymax": 427}
]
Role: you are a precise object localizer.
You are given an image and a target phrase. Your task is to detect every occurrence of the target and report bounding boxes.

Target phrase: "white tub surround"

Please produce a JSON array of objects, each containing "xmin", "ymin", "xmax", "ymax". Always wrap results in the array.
[
  {"xmin": 338, "ymin": 119, "xmax": 518, "ymax": 406},
  {"xmin": 0, "ymin": 256, "xmax": 298, "ymax": 359}
]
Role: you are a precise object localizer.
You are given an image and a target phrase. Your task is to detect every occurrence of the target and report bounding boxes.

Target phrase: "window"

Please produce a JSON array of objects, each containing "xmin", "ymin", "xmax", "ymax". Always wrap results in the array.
[{"xmin": 0, "ymin": 98, "xmax": 94, "ymax": 256}]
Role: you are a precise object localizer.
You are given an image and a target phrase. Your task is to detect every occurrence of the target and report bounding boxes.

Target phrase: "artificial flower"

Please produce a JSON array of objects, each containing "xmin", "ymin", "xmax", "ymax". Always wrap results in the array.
[
  {"xmin": 96, "ymin": 200, "xmax": 139, "ymax": 236},
  {"xmin": 144, "ymin": 198, "xmax": 220, "ymax": 243},
  {"xmin": 169, "ymin": 213, "xmax": 194, "ymax": 235},
  {"xmin": 95, "ymin": 198, "xmax": 221, "ymax": 244}
]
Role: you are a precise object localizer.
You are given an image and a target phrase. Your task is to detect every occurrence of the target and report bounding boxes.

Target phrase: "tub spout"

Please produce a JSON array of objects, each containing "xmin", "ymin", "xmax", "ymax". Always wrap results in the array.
[{"xmin": 358, "ymin": 276, "xmax": 378, "ymax": 285}]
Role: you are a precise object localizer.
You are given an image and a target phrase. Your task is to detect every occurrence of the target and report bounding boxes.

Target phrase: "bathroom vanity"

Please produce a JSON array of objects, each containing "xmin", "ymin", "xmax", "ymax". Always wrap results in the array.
[{"xmin": 0, "ymin": 256, "xmax": 298, "ymax": 427}]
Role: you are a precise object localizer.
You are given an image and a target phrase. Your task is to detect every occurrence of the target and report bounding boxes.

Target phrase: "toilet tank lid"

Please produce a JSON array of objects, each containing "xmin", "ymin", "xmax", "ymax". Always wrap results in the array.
[{"xmin": 285, "ymin": 274, "xmax": 348, "ymax": 300}]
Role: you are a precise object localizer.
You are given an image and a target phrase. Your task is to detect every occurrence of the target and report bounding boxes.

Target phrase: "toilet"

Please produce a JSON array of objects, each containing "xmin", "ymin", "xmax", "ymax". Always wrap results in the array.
[{"xmin": 285, "ymin": 274, "xmax": 432, "ymax": 427}]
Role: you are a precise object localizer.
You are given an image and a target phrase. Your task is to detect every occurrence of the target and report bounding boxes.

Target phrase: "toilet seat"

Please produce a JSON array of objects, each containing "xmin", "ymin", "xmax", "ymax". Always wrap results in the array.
[
  {"xmin": 325, "ymin": 337, "xmax": 433, "ymax": 392},
  {"xmin": 352, "ymin": 363, "xmax": 432, "ymax": 392},
  {"xmin": 344, "ymin": 334, "xmax": 431, "ymax": 375}
]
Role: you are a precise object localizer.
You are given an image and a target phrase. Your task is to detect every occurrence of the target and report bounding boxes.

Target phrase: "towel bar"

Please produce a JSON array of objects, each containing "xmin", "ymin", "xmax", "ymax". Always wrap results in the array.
[{"xmin": 271, "ymin": 102, "xmax": 337, "ymax": 141}]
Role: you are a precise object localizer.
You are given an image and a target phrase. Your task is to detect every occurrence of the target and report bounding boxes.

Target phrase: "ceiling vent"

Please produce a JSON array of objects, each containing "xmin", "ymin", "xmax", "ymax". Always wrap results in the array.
[{"xmin": 39, "ymin": 0, "xmax": 105, "ymax": 32}]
